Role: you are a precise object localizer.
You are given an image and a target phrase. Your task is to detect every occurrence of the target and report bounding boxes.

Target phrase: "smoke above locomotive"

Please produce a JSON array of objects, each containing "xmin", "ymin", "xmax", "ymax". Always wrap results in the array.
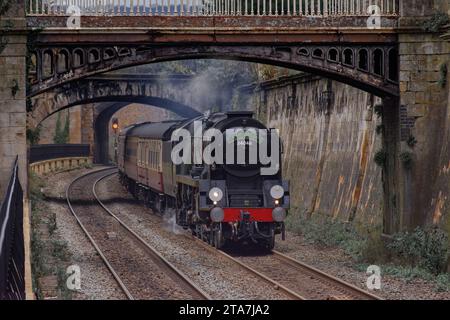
[{"xmin": 171, "ymin": 112, "xmax": 281, "ymax": 176}]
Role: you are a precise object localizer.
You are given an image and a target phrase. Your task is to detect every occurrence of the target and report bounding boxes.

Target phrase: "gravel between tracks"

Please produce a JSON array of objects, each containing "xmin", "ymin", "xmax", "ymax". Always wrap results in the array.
[
  {"xmin": 41, "ymin": 167, "xmax": 126, "ymax": 300},
  {"xmin": 98, "ymin": 173, "xmax": 450, "ymax": 300},
  {"xmin": 96, "ymin": 174, "xmax": 290, "ymax": 300},
  {"xmin": 69, "ymin": 170, "xmax": 199, "ymax": 300},
  {"xmin": 43, "ymin": 168, "xmax": 450, "ymax": 300}
]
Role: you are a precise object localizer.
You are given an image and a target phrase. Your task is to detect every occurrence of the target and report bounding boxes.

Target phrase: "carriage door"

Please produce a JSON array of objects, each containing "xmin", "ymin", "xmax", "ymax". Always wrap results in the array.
[{"xmin": 137, "ymin": 139, "xmax": 146, "ymax": 185}]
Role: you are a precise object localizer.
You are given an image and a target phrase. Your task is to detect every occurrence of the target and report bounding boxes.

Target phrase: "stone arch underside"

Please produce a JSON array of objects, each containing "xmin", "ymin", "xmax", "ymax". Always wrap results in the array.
[
  {"xmin": 29, "ymin": 44, "xmax": 399, "ymax": 99},
  {"xmin": 29, "ymin": 75, "xmax": 204, "ymax": 128}
]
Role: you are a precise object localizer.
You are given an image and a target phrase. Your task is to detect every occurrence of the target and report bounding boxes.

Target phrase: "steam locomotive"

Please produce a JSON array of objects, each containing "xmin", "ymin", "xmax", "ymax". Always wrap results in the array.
[{"xmin": 118, "ymin": 112, "xmax": 289, "ymax": 249}]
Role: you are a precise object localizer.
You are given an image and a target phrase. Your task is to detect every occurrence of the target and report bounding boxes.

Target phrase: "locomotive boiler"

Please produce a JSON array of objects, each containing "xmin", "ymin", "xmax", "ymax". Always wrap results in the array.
[{"xmin": 118, "ymin": 111, "xmax": 289, "ymax": 249}]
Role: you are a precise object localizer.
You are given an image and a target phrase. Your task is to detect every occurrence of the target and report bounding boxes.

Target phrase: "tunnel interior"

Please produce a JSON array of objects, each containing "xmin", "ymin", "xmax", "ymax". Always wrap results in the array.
[{"xmin": 93, "ymin": 98, "xmax": 202, "ymax": 164}]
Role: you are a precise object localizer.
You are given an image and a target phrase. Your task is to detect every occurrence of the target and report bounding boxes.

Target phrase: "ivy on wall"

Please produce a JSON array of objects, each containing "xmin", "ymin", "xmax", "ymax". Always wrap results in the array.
[
  {"xmin": 54, "ymin": 111, "xmax": 70, "ymax": 144},
  {"xmin": 422, "ymin": 12, "xmax": 450, "ymax": 33},
  {"xmin": 0, "ymin": 0, "xmax": 13, "ymax": 16},
  {"xmin": 27, "ymin": 125, "xmax": 41, "ymax": 145},
  {"xmin": 438, "ymin": 64, "xmax": 448, "ymax": 88},
  {"xmin": 0, "ymin": 0, "xmax": 14, "ymax": 55},
  {"xmin": 0, "ymin": 36, "xmax": 7, "ymax": 54}
]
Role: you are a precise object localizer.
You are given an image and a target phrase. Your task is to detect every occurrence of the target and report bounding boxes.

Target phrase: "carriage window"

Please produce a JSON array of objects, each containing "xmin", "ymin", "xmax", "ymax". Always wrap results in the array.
[
  {"xmin": 144, "ymin": 143, "xmax": 148, "ymax": 167},
  {"xmin": 148, "ymin": 148, "xmax": 153, "ymax": 169},
  {"xmin": 150, "ymin": 151, "xmax": 154, "ymax": 169},
  {"xmin": 156, "ymin": 151, "xmax": 160, "ymax": 171},
  {"xmin": 140, "ymin": 142, "xmax": 144, "ymax": 166}
]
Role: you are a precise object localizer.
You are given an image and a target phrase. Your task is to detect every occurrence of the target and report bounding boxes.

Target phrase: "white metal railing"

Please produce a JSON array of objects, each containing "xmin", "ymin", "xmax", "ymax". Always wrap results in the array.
[{"xmin": 27, "ymin": 0, "xmax": 398, "ymax": 16}]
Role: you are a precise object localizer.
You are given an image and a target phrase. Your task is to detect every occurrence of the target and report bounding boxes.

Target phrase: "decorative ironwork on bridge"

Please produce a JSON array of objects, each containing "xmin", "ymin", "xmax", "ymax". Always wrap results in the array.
[
  {"xmin": 28, "ymin": 0, "xmax": 398, "ymax": 16},
  {"xmin": 25, "ymin": 0, "xmax": 400, "ymax": 100},
  {"xmin": 28, "ymin": 44, "xmax": 399, "ymax": 98}
]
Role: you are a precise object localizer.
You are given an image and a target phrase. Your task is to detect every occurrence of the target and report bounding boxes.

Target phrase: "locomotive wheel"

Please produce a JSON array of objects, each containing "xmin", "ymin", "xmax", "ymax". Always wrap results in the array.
[
  {"xmin": 267, "ymin": 236, "xmax": 275, "ymax": 250},
  {"xmin": 209, "ymin": 230, "xmax": 215, "ymax": 247},
  {"xmin": 201, "ymin": 226, "xmax": 208, "ymax": 242},
  {"xmin": 214, "ymin": 229, "xmax": 224, "ymax": 249},
  {"xmin": 266, "ymin": 228, "xmax": 276, "ymax": 250},
  {"xmin": 195, "ymin": 225, "xmax": 201, "ymax": 239}
]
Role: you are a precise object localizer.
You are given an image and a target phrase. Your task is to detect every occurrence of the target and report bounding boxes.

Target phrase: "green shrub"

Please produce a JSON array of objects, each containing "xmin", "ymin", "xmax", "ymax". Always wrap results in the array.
[
  {"xmin": 47, "ymin": 212, "xmax": 57, "ymax": 236},
  {"xmin": 373, "ymin": 104, "xmax": 383, "ymax": 118},
  {"xmin": 436, "ymin": 274, "xmax": 450, "ymax": 292},
  {"xmin": 288, "ymin": 211, "xmax": 450, "ymax": 290},
  {"xmin": 383, "ymin": 265, "xmax": 434, "ymax": 282},
  {"xmin": 387, "ymin": 227, "xmax": 449, "ymax": 275},
  {"xmin": 52, "ymin": 240, "xmax": 70, "ymax": 261},
  {"xmin": 0, "ymin": 0, "xmax": 13, "ymax": 15},
  {"xmin": 27, "ymin": 125, "xmax": 42, "ymax": 145},
  {"xmin": 438, "ymin": 64, "xmax": 448, "ymax": 88},
  {"xmin": 375, "ymin": 124, "xmax": 384, "ymax": 136},
  {"xmin": 400, "ymin": 152, "xmax": 414, "ymax": 170},
  {"xmin": 374, "ymin": 150, "xmax": 387, "ymax": 168},
  {"xmin": 286, "ymin": 213, "xmax": 374, "ymax": 261},
  {"xmin": 29, "ymin": 172, "xmax": 45, "ymax": 202},
  {"xmin": 407, "ymin": 135, "xmax": 417, "ymax": 148},
  {"xmin": 422, "ymin": 12, "xmax": 450, "ymax": 33},
  {"xmin": 54, "ymin": 112, "xmax": 70, "ymax": 144}
]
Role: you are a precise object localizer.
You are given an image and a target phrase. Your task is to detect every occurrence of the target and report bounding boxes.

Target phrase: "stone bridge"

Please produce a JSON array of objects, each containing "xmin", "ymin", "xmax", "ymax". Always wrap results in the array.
[
  {"xmin": 1, "ymin": 0, "xmax": 450, "ymax": 236},
  {"xmin": 27, "ymin": 6, "xmax": 400, "ymax": 97},
  {"xmin": 29, "ymin": 74, "xmax": 203, "ymax": 128}
]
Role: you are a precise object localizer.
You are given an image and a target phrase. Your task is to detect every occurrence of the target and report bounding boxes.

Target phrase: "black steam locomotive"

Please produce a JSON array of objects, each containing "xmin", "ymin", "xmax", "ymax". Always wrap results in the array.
[{"xmin": 118, "ymin": 112, "xmax": 289, "ymax": 249}]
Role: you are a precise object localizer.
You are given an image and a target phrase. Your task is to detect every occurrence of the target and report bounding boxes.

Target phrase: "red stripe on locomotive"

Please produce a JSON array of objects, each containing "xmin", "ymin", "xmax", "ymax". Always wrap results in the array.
[{"xmin": 223, "ymin": 208, "xmax": 273, "ymax": 222}]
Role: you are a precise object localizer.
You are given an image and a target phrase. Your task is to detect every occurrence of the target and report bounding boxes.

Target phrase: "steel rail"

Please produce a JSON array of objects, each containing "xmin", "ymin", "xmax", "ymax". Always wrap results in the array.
[
  {"xmin": 96, "ymin": 171, "xmax": 381, "ymax": 300},
  {"xmin": 188, "ymin": 235, "xmax": 306, "ymax": 300},
  {"xmin": 271, "ymin": 250, "xmax": 382, "ymax": 300},
  {"xmin": 93, "ymin": 171, "xmax": 211, "ymax": 300},
  {"xmin": 66, "ymin": 167, "xmax": 135, "ymax": 300}
]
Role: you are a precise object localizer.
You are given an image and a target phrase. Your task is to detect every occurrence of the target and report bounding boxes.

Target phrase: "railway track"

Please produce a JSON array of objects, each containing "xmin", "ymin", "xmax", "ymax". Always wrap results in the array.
[
  {"xmin": 76, "ymin": 169, "xmax": 380, "ymax": 300},
  {"xmin": 269, "ymin": 250, "xmax": 381, "ymax": 300},
  {"xmin": 188, "ymin": 236, "xmax": 306, "ymax": 300},
  {"xmin": 190, "ymin": 227, "xmax": 381, "ymax": 300},
  {"xmin": 66, "ymin": 168, "xmax": 210, "ymax": 300}
]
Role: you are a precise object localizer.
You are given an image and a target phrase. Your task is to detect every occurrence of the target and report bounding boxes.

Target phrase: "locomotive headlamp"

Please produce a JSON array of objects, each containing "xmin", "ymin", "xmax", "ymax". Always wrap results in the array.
[
  {"xmin": 270, "ymin": 185, "xmax": 284, "ymax": 200},
  {"xmin": 210, "ymin": 207, "xmax": 225, "ymax": 223},
  {"xmin": 209, "ymin": 187, "xmax": 224, "ymax": 202},
  {"xmin": 272, "ymin": 207, "xmax": 287, "ymax": 222}
]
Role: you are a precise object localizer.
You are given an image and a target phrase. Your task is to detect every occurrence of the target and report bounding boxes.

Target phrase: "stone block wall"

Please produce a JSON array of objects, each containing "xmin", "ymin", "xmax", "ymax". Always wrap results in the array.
[
  {"xmin": 0, "ymin": 2, "xmax": 27, "ymax": 196},
  {"xmin": 239, "ymin": 74, "xmax": 384, "ymax": 227},
  {"xmin": 398, "ymin": 32, "xmax": 450, "ymax": 230},
  {"xmin": 36, "ymin": 105, "xmax": 86, "ymax": 145}
]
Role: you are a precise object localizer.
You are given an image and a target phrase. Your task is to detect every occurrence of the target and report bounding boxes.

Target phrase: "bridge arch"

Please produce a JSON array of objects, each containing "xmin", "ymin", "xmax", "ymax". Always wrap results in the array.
[
  {"xmin": 29, "ymin": 74, "xmax": 203, "ymax": 128},
  {"xmin": 29, "ymin": 44, "xmax": 399, "ymax": 99}
]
